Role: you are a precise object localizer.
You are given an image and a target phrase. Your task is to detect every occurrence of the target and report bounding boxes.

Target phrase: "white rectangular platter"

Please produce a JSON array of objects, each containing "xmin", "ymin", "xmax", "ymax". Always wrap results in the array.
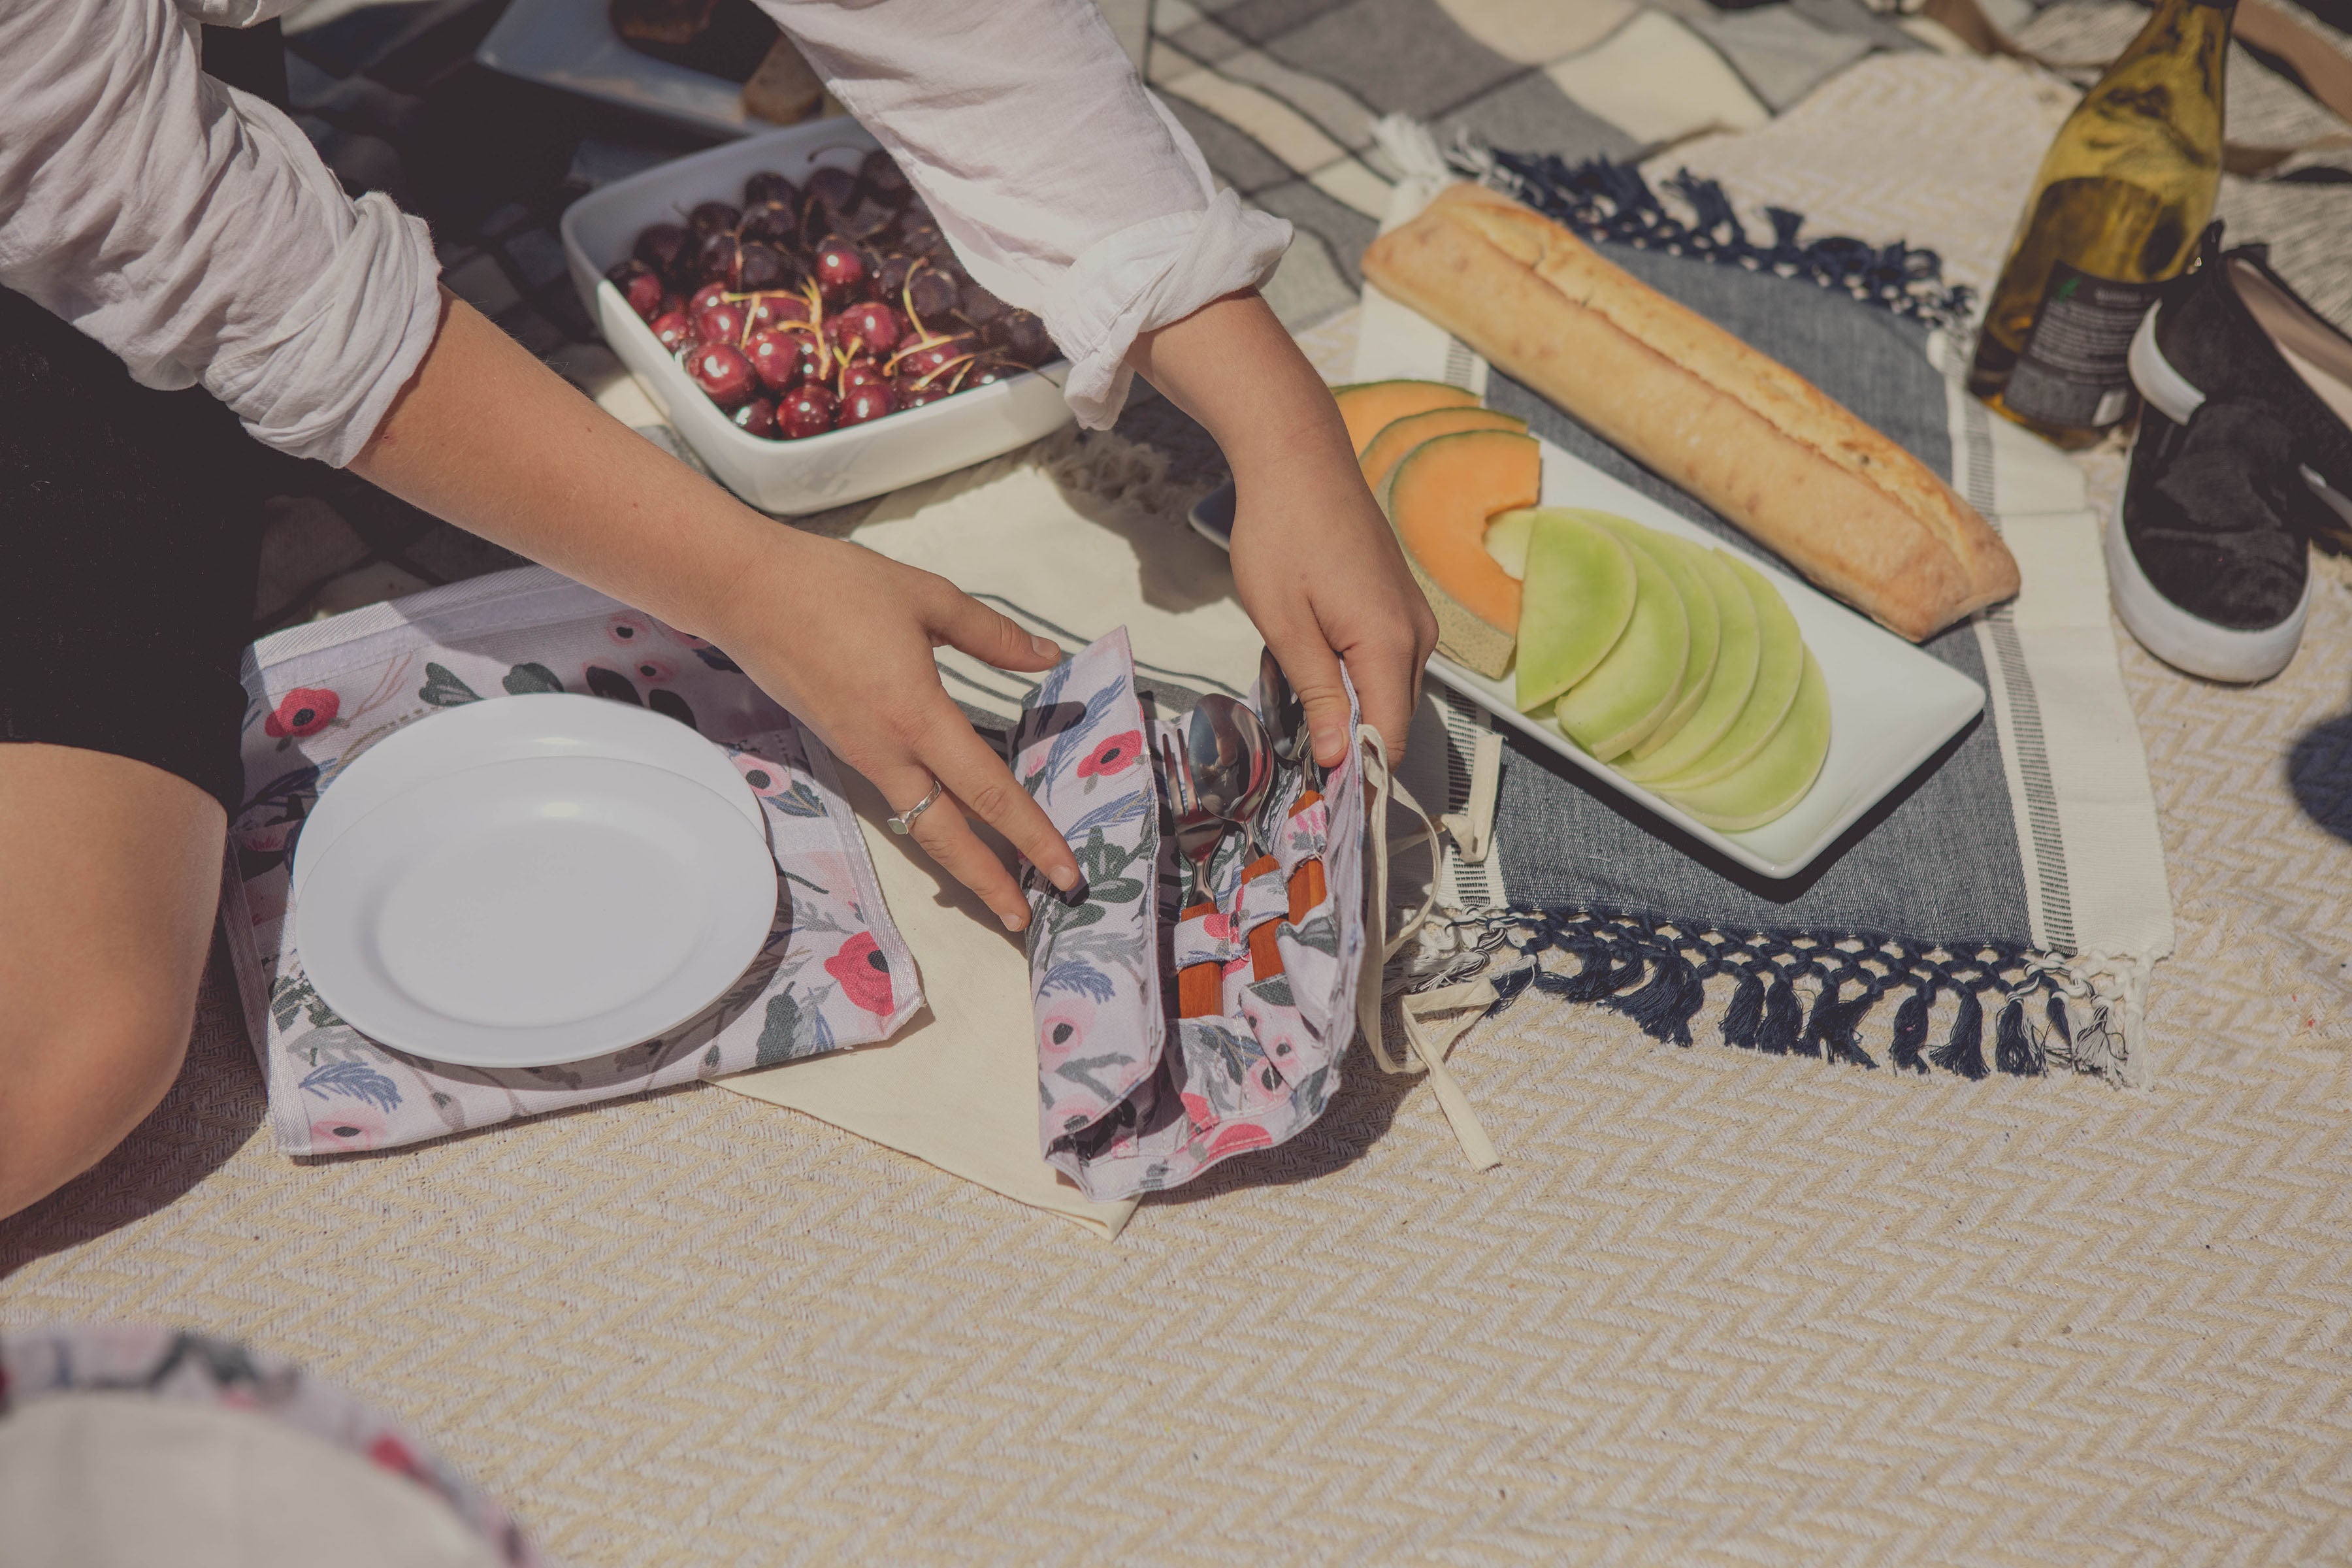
[{"xmin": 1426, "ymin": 438, "xmax": 1987, "ymax": 881}]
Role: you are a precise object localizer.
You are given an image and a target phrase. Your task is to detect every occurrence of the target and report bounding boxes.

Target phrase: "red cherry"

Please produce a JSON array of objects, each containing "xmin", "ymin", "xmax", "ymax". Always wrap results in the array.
[
  {"xmin": 838, "ymin": 382, "xmax": 896, "ymax": 426},
  {"xmin": 688, "ymin": 282, "xmax": 732, "ymax": 316},
  {"xmin": 610, "ymin": 262, "xmax": 665, "ymax": 321},
  {"xmin": 837, "ymin": 356, "xmax": 887, "ymax": 393},
  {"xmin": 903, "ymin": 267, "xmax": 958, "ymax": 327},
  {"xmin": 745, "ymin": 330, "xmax": 804, "ymax": 393},
  {"xmin": 688, "ymin": 344, "xmax": 756, "ymax": 409},
  {"xmin": 789, "ymin": 331, "xmax": 828, "ymax": 385},
  {"xmin": 838, "ymin": 302, "xmax": 904, "ymax": 357},
  {"xmin": 965, "ymin": 355, "xmax": 1018, "ymax": 390},
  {"xmin": 692, "ymin": 301, "xmax": 748, "ymax": 347},
  {"xmin": 894, "ymin": 372, "xmax": 947, "ymax": 408},
  {"xmin": 889, "ymin": 333, "xmax": 977, "ymax": 385},
  {"xmin": 747, "ymin": 292, "xmax": 811, "ymax": 333},
  {"xmin": 732, "ymin": 397, "xmax": 779, "ymax": 438},
  {"xmin": 649, "ymin": 310, "xmax": 699, "ymax": 353},
  {"xmin": 777, "ymin": 384, "xmax": 838, "ymax": 439},
  {"xmin": 813, "ymin": 240, "xmax": 866, "ymax": 307}
]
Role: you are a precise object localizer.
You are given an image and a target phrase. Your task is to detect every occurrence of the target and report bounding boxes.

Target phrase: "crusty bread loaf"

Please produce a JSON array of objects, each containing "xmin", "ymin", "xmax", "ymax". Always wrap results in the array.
[{"xmin": 1360, "ymin": 184, "xmax": 2019, "ymax": 642}]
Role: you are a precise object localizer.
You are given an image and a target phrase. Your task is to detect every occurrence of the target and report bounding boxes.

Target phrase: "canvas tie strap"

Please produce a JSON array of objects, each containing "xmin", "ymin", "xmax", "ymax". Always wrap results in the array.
[{"xmin": 1357, "ymin": 734, "xmax": 1503, "ymax": 1171}]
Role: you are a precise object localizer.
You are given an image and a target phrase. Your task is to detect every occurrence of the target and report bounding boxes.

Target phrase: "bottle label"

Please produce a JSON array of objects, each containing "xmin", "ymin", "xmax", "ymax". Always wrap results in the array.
[{"xmin": 2004, "ymin": 261, "xmax": 2164, "ymax": 429}]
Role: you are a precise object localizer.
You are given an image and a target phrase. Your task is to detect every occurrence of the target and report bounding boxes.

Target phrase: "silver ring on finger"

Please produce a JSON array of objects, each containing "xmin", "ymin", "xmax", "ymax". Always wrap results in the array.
[{"xmin": 887, "ymin": 777, "xmax": 948, "ymax": 836}]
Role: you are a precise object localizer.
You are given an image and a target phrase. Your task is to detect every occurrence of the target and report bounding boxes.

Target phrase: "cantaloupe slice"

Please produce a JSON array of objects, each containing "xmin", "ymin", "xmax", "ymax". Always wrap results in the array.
[
  {"xmin": 1573, "ymin": 514, "xmax": 1718, "ymax": 756},
  {"xmin": 1360, "ymin": 406, "xmax": 1527, "ymax": 493},
  {"xmin": 1332, "ymin": 380, "xmax": 1479, "ymax": 455},
  {"xmin": 1660, "ymin": 649, "xmax": 1831, "ymax": 831},
  {"xmin": 1378, "ymin": 429, "xmax": 1541, "ymax": 679},
  {"xmin": 1551, "ymin": 530, "xmax": 1688, "ymax": 760},
  {"xmin": 1511, "ymin": 511, "xmax": 1638, "ymax": 713},
  {"xmin": 1617, "ymin": 546, "xmax": 1760, "ymax": 781},
  {"xmin": 1650, "ymin": 555, "xmax": 1804, "ymax": 790}
]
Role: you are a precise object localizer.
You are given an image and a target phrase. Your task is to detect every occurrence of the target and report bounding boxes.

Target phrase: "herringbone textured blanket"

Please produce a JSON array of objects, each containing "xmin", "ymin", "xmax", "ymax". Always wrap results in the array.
[{"xmin": 6, "ymin": 1, "xmax": 2351, "ymax": 1563}]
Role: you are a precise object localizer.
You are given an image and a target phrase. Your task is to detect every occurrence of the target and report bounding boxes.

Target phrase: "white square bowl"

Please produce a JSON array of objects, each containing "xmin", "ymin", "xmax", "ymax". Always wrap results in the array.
[{"xmin": 558, "ymin": 118, "xmax": 1075, "ymax": 514}]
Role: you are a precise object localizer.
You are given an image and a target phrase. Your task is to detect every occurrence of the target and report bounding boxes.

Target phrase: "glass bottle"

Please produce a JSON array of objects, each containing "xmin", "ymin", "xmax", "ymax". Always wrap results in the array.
[{"xmin": 1967, "ymin": 0, "xmax": 2233, "ymax": 449}]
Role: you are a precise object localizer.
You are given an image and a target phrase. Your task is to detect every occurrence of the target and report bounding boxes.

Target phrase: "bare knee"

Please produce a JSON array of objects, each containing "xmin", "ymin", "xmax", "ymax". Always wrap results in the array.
[
  {"xmin": 0, "ymin": 742, "xmax": 224, "ymax": 1222},
  {"xmin": 0, "ymin": 1000, "xmax": 195, "ymax": 1220}
]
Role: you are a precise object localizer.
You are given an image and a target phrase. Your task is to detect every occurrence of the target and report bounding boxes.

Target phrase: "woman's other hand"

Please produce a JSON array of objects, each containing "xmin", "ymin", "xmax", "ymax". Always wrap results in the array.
[{"xmin": 1126, "ymin": 292, "xmax": 1437, "ymax": 767}]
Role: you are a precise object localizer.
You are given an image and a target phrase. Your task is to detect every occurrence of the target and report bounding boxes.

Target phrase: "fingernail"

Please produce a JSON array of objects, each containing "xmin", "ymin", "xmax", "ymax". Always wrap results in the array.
[
  {"xmin": 1001, "ymin": 907, "xmax": 1027, "ymax": 932},
  {"xmin": 1030, "ymin": 635, "xmax": 1060, "ymax": 661},
  {"xmin": 1049, "ymin": 864, "xmax": 1080, "ymax": 894}
]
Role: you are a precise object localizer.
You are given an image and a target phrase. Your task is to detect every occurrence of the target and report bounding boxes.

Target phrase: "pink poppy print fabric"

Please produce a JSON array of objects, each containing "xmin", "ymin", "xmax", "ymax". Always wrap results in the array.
[
  {"xmin": 1, "ymin": 1324, "xmax": 554, "ymax": 1565},
  {"xmin": 1016, "ymin": 630, "xmax": 1369, "ymax": 1201},
  {"xmin": 219, "ymin": 566, "xmax": 921, "ymax": 1156}
]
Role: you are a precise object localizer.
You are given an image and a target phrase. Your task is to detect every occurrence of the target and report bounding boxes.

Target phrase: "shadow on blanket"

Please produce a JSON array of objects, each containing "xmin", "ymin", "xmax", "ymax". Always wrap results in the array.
[{"xmin": 2290, "ymin": 701, "xmax": 2352, "ymax": 847}]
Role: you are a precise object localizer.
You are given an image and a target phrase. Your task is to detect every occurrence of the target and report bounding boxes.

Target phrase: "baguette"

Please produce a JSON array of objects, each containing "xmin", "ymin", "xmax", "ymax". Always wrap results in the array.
[{"xmin": 1360, "ymin": 183, "xmax": 2018, "ymax": 642}]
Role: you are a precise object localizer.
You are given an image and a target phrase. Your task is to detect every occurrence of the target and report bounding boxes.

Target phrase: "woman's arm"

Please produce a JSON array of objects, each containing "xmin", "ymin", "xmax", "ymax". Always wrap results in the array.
[
  {"xmin": 776, "ymin": 0, "xmax": 1433, "ymax": 757},
  {"xmin": 350, "ymin": 293, "xmax": 1081, "ymax": 930},
  {"xmin": 1128, "ymin": 294, "xmax": 1438, "ymax": 764},
  {"xmin": 0, "ymin": 0, "xmax": 439, "ymax": 464}
]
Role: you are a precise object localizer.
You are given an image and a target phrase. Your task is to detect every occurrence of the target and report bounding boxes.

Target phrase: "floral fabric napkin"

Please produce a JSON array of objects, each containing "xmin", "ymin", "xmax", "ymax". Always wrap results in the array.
[
  {"xmin": 220, "ymin": 566, "xmax": 921, "ymax": 1155},
  {"xmin": 1015, "ymin": 630, "xmax": 1369, "ymax": 1200}
]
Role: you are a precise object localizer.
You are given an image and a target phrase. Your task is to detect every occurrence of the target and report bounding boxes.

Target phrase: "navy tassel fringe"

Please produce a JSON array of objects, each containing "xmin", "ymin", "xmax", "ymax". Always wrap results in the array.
[
  {"xmin": 1460, "ymin": 147, "xmax": 1975, "ymax": 329},
  {"xmin": 1497, "ymin": 913, "xmax": 2087, "ymax": 1081}
]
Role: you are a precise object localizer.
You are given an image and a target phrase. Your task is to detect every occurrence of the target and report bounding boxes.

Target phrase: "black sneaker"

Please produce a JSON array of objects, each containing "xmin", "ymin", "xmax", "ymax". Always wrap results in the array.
[
  {"xmin": 2110, "ymin": 223, "xmax": 2352, "ymax": 681},
  {"xmin": 2133, "ymin": 222, "xmax": 2352, "ymax": 547}
]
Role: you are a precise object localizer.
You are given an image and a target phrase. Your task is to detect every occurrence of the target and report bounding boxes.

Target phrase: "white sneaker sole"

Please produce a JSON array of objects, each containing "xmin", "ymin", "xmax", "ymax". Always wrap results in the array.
[
  {"xmin": 2106, "ymin": 483, "xmax": 2308, "ymax": 683},
  {"xmin": 2129, "ymin": 305, "xmax": 2206, "ymax": 423}
]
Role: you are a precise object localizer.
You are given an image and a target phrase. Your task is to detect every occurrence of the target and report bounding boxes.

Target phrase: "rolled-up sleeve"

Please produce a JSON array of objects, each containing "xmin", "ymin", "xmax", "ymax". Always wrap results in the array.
[
  {"xmin": 768, "ymin": 0, "xmax": 1291, "ymax": 428},
  {"xmin": 0, "ymin": 0, "xmax": 442, "ymax": 467}
]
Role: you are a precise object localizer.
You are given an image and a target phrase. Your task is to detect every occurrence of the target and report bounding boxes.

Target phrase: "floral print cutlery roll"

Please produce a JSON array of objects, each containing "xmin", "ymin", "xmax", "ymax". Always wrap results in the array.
[
  {"xmin": 1017, "ymin": 630, "xmax": 1368, "ymax": 1200},
  {"xmin": 222, "ymin": 566, "xmax": 921, "ymax": 1156}
]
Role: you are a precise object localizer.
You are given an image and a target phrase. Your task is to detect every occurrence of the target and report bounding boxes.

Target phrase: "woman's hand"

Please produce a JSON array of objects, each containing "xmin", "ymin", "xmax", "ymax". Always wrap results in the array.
[
  {"xmin": 1126, "ymin": 292, "xmax": 1437, "ymax": 766},
  {"xmin": 708, "ymin": 533, "xmax": 1083, "ymax": 930},
  {"xmin": 353, "ymin": 291, "xmax": 1079, "ymax": 931}
]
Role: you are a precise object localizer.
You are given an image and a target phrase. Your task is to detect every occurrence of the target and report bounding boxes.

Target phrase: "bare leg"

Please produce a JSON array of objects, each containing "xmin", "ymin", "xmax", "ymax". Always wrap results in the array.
[{"xmin": 0, "ymin": 743, "xmax": 223, "ymax": 1219}]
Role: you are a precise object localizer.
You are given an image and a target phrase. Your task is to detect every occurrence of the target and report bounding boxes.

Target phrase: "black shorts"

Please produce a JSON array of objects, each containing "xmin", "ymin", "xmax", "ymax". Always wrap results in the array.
[
  {"xmin": 0, "ymin": 286, "xmax": 270, "ymax": 817},
  {"xmin": 0, "ymin": 25, "xmax": 288, "ymax": 818}
]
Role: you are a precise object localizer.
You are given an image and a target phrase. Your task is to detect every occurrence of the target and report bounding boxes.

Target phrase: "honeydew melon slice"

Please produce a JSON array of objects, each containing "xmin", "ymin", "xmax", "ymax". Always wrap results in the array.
[
  {"xmin": 1573, "ymin": 514, "xmax": 1718, "ymax": 755},
  {"xmin": 1508, "ymin": 510, "xmax": 1639, "ymax": 713},
  {"xmin": 1617, "ymin": 545, "xmax": 1760, "ymax": 781},
  {"xmin": 1550, "ymin": 529, "xmax": 1688, "ymax": 760},
  {"xmin": 1332, "ymin": 380, "xmax": 1479, "ymax": 454},
  {"xmin": 1650, "ymin": 554, "xmax": 1804, "ymax": 791},
  {"xmin": 1360, "ymin": 406, "xmax": 1527, "ymax": 493},
  {"xmin": 1484, "ymin": 507, "xmax": 1536, "ymax": 580},
  {"xmin": 1659, "ymin": 649, "xmax": 1831, "ymax": 831},
  {"xmin": 1378, "ymin": 429, "xmax": 1541, "ymax": 679}
]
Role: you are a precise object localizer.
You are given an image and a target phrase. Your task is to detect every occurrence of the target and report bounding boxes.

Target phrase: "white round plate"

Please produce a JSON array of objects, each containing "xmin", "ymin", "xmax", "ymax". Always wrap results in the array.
[
  {"xmin": 297, "ymin": 755, "xmax": 778, "ymax": 1068},
  {"xmin": 293, "ymin": 693, "xmax": 764, "ymax": 902}
]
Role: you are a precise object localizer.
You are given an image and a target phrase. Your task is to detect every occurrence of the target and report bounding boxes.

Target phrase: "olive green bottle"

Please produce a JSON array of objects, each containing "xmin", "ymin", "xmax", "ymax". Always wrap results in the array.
[{"xmin": 1967, "ymin": 0, "xmax": 2233, "ymax": 449}]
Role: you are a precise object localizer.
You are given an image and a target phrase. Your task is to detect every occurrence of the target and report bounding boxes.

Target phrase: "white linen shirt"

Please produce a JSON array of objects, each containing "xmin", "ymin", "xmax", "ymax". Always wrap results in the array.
[{"xmin": 0, "ymin": 0, "xmax": 1289, "ymax": 468}]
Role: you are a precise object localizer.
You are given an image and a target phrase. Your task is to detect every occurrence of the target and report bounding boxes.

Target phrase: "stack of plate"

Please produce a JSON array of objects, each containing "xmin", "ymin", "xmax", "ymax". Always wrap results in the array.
[{"xmin": 292, "ymin": 696, "xmax": 779, "ymax": 1070}]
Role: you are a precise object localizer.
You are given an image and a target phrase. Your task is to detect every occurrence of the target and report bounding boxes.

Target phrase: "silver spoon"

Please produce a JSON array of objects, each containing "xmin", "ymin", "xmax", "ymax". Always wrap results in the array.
[
  {"xmin": 1187, "ymin": 695, "xmax": 1275, "ymax": 868},
  {"xmin": 1258, "ymin": 647, "xmax": 1321, "ymax": 792},
  {"xmin": 1160, "ymin": 730, "xmax": 1224, "ymax": 909}
]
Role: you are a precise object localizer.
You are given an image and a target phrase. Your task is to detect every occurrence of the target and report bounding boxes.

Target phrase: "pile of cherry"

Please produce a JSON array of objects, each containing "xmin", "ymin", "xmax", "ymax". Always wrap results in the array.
[{"xmin": 606, "ymin": 150, "xmax": 1055, "ymax": 440}]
